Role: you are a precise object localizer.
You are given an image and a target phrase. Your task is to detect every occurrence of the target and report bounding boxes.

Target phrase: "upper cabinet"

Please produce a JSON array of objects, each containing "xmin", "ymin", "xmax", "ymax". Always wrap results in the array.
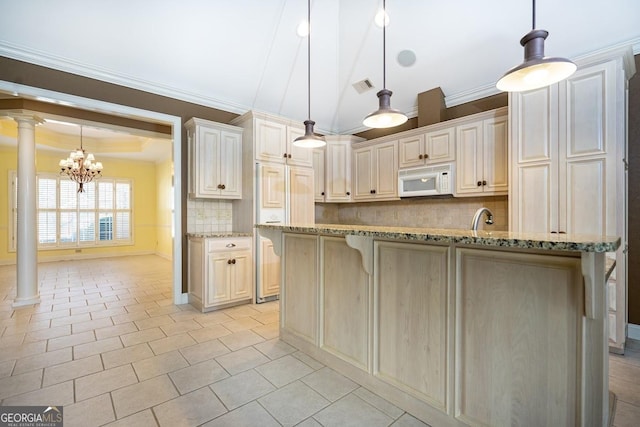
[
  {"xmin": 312, "ymin": 148, "xmax": 326, "ymax": 202},
  {"xmin": 398, "ymin": 127, "xmax": 455, "ymax": 169},
  {"xmin": 353, "ymin": 140, "xmax": 398, "ymax": 201},
  {"xmin": 455, "ymin": 112, "xmax": 508, "ymax": 197},
  {"xmin": 324, "ymin": 135, "xmax": 363, "ymax": 202},
  {"xmin": 186, "ymin": 118, "xmax": 243, "ymax": 199},
  {"xmin": 255, "ymin": 118, "xmax": 312, "ymax": 167}
]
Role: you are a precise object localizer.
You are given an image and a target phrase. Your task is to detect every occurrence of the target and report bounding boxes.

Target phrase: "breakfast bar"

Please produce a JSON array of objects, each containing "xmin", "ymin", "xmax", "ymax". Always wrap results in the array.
[{"xmin": 257, "ymin": 223, "xmax": 620, "ymax": 427}]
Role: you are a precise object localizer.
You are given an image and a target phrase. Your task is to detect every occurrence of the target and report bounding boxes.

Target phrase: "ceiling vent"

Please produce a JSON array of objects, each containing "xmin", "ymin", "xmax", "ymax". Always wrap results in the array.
[{"xmin": 352, "ymin": 78, "xmax": 375, "ymax": 94}]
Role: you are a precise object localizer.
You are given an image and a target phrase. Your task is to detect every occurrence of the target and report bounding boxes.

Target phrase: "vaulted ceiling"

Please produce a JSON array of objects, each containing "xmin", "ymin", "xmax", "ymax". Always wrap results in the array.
[{"xmin": 0, "ymin": 0, "xmax": 639, "ymax": 136}]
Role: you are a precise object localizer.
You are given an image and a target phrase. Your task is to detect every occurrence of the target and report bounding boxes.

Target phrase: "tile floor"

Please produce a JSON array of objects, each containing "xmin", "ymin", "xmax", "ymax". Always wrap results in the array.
[{"xmin": 0, "ymin": 254, "xmax": 638, "ymax": 426}]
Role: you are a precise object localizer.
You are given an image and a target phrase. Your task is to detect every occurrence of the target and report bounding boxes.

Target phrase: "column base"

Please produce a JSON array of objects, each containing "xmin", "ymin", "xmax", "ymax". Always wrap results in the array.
[{"xmin": 12, "ymin": 294, "xmax": 41, "ymax": 308}]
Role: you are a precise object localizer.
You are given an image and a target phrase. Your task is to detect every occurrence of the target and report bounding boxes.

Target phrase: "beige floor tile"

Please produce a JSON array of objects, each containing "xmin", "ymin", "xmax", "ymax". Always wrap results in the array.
[
  {"xmin": 75, "ymin": 364, "xmax": 138, "ymax": 401},
  {"xmin": 258, "ymin": 381, "xmax": 330, "ymax": 426},
  {"xmin": 64, "ymin": 393, "xmax": 116, "ymax": 427},
  {"xmin": 254, "ymin": 339, "xmax": 296, "ymax": 360},
  {"xmin": 146, "ymin": 305, "xmax": 182, "ymax": 317},
  {"xmin": 24, "ymin": 324, "xmax": 71, "ymax": 342},
  {"xmin": 105, "ymin": 297, "xmax": 138, "ymax": 309},
  {"xmin": 391, "ymin": 413, "xmax": 430, "ymax": 426},
  {"xmin": 153, "ymin": 386, "xmax": 227, "ymax": 427},
  {"xmin": 224, "ymin": 305, "xmax": 261, "ymax": 319},
  {"xmin": 313, "ymin": 393, "xmax": 393, "ymax": 427},
  {"xmin": 148, "ymin": 333, "xmax": 197, "ymax": 355},
  {"xmin": 102, "ymin": 343, "xmax": 154, "ymax": 369},
  {"xmin": 613, "ymin": 400, "xmax": 640, "ymax": 427},
  {"xmin": 301, "ymin": 367, "xmax": 359, "ymax": 402},
  {"xmin": 295, "ymin": 418, "xmax": 323, "ymax": 426},
  {"xmin": 0, "ymin": 369, "xmax": 43, "ymax": 400},
  {"xmin": 0, "ymin": 360, "xmax": 15, "ymax": 379},
  {"xmin": 0, "ymin": 332, "xmax": 26, "ymax": 348},
  {"xmin": 71, "ymin": 316, "xmax": 114, "ymax": 334},
  {"xmin": 3, "ymin": 319, "xmax": 51, "ymax": 336},
  {"xmin": 73, "ymin": 336, "xmax": 123, "ymax": 359},
  {"xmin": 188, "ymin": 324, "xmax": 231, "ymax": 343},
  {"xmin": 103, "ymin": 409, "xmax": 158, "ymax": 427},
  {"xmin": 121, "ymin": 327, "xmax": 166, "ymax": 347},
  {"xmin": 252, "ymin": 322, "xmax": 280, "ymax": 340},
  {"xmin": 0, "ymin": 340, "xmax": 47, "ymax": 364},
  {"xmin": 29, "ymin": 309, "xmax": 71, "ymax": 322},
  {"xmin": 111, "ymin": 375, "xmax": 179, "ymax": 419},
  {"xmin": 210, "ymin": 369, "xmax": 276, "ymax": 410},
  {"xmin": 353, "ymin": 387, "xmax": 404, "ymax": 420},
  {"xmin": 215, "ymin": 347, "xmax": 270, "ymax": 375},
  {"xmin": 90, "ymin": 306, "xmax": 127, "ymax": 320},
  {"xmin": 223, "ymin": 317, "xmax": 262, "ymax": 332},
  {"xmin": 135, "ymin": 314, "xmax": 175, "ymax": 330},
  {"xmin": 125, "ymin": 301, "xmax": 160, "ymax": 313},
  {"xmin": 51, "ymin": 300, "xmax": 89, "ymax": 312},
  {"xmin": 132, "ymin": 350, "xmax": 189, "ymax": 381},
  {"xmin": 160, "ymin": 319, "xmax": 202, "ymax": 336},
  {"xmin": 203, "ymin": 401, "xmax": 280, "ymax": 427},
  {"xmin": 218, "ymin": 330, "xmax": 264, "ymax": 351},
  {"xmin": 70, "ymin": 303, "xmax": 107, "ymax": 315},
  {"xmin": 256, "ymin": 355, "xmax": 314, "ymax": 388},
  {"xmin": 179, "ymin": 339, "xmax": 230, "ymax": 365},
  {"xmin": 50, "ymin": 312, "xmax": 92, "ymax": 327},
  {"xmin": 111, "ymin": 310, "xmax": 151, "ymax": 325},
  {"xmin": 43, "ymin": 354, "xmax": 103, "ymax": 386},
  {"xmin": 252, "ymin": 311, "xmax": 280, "ymax": 325},
  {"xmin": 169, "ymin": 358, "xmax": 229, "ymax": 394},
  {"xmin": 94, "ymin": 322, "xmax": 138, "ymax": 340},
  {"xmin": 169, "ymin": 310, "xmax": 201, "ymax": 323},
  {"xmin": 47, "ymin": 330, "xmax": 95, "ymax": 351},
  {"xmin": 2, "ymin": 380, "xmax": 74, "ymax": 407},
  {"xmin": 251, "ymin": 301, "xmax": 280, "ymax": 313},
  {"xmin": 13, "ymin": 347, "xmax": 72, "ymax": 374},
  {"xmin": 193, "ymin": 311, "xmax": 234, "ymax": 327},
  {"xmin": 291, "ymin": 351, "xmax": 325, "ymax": 371}
]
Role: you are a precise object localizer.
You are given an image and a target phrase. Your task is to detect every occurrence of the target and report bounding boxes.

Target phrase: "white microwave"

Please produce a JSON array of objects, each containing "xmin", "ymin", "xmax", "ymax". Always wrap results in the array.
[{"xmin": 398, "ymin": 164, "xmax": 454, "ymax": 197}]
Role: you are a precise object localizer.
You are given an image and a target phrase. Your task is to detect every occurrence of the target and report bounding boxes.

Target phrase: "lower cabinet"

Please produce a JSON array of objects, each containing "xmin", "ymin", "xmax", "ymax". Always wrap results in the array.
[{"xmin": 188, "ymin": 236, "xmax": 253, "ymax": 311}]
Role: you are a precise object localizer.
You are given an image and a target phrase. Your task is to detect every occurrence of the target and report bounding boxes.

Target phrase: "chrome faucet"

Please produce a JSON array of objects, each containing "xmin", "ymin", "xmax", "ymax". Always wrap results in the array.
[{"xmin": 471, "ymin": 207, "xmax": 494, "ymax": 231}]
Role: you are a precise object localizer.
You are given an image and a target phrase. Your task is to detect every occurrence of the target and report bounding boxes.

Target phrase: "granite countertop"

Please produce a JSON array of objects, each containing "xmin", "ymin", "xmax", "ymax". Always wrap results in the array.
[
  {"xmin": 255, "ymin": 223, "xmax": 621, "ymax": 253},
  {"xmin": 186, "ymin": 232, "xmax": 253, "ymax": 238}
]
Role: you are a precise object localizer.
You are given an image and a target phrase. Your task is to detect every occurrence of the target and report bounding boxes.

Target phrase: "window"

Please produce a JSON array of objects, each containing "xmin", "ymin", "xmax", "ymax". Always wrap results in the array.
[{"xmin": 10, "ymin": 172, "xmax": 133, "ymax": 250}]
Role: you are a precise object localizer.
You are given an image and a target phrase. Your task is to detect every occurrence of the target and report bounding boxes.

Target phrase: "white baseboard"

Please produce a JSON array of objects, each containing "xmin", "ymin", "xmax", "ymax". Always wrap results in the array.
[
  {"xmin": 629, "ymin": 324, "xmax": 640, "ymax": 340},
  {"xmin": 155, "ymin": 251, "xmax": 173, "ymax": 261}
]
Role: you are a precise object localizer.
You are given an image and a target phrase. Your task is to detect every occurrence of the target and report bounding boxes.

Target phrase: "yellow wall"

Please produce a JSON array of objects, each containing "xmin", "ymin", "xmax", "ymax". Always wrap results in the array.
[
  {"xmin": 156, "ymin": 157, "xmax": 173, "ymax": 260},
  {"xmin": 0, "ymin": 145, "xmax": 162, "ymax": 263}
]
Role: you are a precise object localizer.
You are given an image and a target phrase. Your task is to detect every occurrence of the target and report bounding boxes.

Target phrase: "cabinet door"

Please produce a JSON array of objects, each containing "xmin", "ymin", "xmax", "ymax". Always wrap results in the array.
[
  {"xmin": 259, "ymin": 237, "xmax": 281, "ymax": 299},
  {"xmin": 398, "ymin": 134, "xmax": 425, "ymax": 169},
  {"xmin": 219, "ymin": 131, "xmax": 242, "ymax": 199},
  {"xmin": 482, "ymin": 116, "xmax": 508, "ymax": 195},
  {"xmin": 206, "ymin": 253, "xmax": 230, "ymax": 306},
  {"xmin": 229, "ymin": 250, "xmax": 252, "ymax": 301},
  {"xmin": 312, "ymin": 149, "xmax": 325, "ymax": 202},
  {"xmin": 287, "ymin": 126, "xmax": 313, "ymax": 167},
  {"xmin": 259, "ymin": 163, "xmax": 286, "ymax": 210},
  {"xmin": 325, "ymin": 140, "xmax": 352, "ymax": 202},
  {"xmin": 195, "ymin": 126, "xmax": 221, "ymax": 197},
  {"xmin": 288, "ymin": 166, "xmax": 315, "ymax": 224},
  {"xmin": 425, "ymin": 127, "xmax": 455, "ymax": 164},
  {"xmin": 255, "ymin": 119, "xmax": 287, "ymax": 163},
  {"xmin": 374, "ymin": 141, "xmax": 398, "ymax": 199},
  {"xmin": 353, "ymin": 147, "xmax": 375, "ymax": 200},
  {"xmin": 455, "ymin": 121, "xmax": 483, "ymax": 195}
]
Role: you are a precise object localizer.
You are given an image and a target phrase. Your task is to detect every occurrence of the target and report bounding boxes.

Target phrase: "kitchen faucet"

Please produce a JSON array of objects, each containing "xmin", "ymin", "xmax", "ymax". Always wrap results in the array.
[{"xmin": 471, "ymin": 207, "xmax": 494, "ymax": 231}]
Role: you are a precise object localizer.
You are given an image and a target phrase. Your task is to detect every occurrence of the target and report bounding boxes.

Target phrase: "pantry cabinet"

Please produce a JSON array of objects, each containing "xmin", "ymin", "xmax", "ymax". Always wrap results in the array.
[
  {"xmin": 186, "ymin": 118, "xmax": 243, "ymax": 199},
  {"xmin": 352, "ymin": 140, "xmax": 398, "ymax": 201},
  {"xmin": 188, "ymin": 236, "xmax": 253, "ymax": 311},
  {"xmin": 455, "ymin": 112, "xmax": 508, "ymax": 197}
]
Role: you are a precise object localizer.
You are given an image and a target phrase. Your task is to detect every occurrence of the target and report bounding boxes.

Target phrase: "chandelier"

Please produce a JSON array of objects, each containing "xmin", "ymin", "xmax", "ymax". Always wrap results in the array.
[{"xmin": 58, "ymin": 126, "xmax": 103, "ymax": 193}]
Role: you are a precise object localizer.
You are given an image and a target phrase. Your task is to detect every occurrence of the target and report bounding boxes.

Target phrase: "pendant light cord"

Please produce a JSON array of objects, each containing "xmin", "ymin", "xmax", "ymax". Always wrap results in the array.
[
  {"xmin": 306, "ymin": 0, "xmax": 311, "ymax": 121},
  {"xmin": 532, "ymin": 0, "xmax": 536, "ymax": 29},
  {"xmin": 382, "ymin": 0, "xmax": 386, "ymax": 89}
]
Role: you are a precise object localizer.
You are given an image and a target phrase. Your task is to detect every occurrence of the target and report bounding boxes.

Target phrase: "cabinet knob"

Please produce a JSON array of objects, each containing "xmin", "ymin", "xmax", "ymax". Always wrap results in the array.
[
  {"xmin": 477, "ymin": 181, "xmax": 482, "ymax": 187},
  {"xmin": 231, "ymin": 259, "xmax": 236, "ymax": 264},
  {"xmin": 227, "ymin": 259, "xmax": 232, "ymax": 264},
  {"xmin": 219, "ymin": 184, "xmax": 226, "ymax": 190},
  {"xmin": 288, "ymin": 154, "xmax": 292, "ymax": 158},
  {"xmin": 346, "ymin": 192, "xmax": 350, "ymax": 196},
  {"xmin": 225, "ymin": 243, "xmax": 236, "ymax": 248},
  {"xmin": 424, "ymin": 154, "xmax": 429, "ymax": 159},
  {"xmin": 482, "ymin": 180, "xmax": 487, "ymax": 186},
  {"xmin": 217, "ymin": 184, "xmax": 223, "ymax": 189},
  {"xmin": 419, "ymin": 154, "xmax": 423, "ymax": 159},
  {"xmin": 283, "ymin": 153, "xmax": 288, "ymax": 158},
  {"xmin": 321, "ymin": 192, "xmax": 325, "ymax": 196},
  {"xmin": 370, "ymin": 189, "xmax": 376, "ymax": 194}
]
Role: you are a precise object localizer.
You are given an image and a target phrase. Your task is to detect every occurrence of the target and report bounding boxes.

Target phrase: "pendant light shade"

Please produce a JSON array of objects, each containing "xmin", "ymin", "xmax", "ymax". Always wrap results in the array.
[
  {"xmin": 363, "ymin": 0, "xmax": 407, "ymax": 129},
  {"xmin": 293, "ymin": 0, "xmax": 325, "ymax": 148},
  {"xmin": 497, "ymin": 0, "xmax": 576, "ymax": 92}
]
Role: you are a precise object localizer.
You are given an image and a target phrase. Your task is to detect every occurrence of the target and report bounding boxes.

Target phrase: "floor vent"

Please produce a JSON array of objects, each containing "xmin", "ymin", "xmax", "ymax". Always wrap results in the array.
[{"xmin": 352, "ymin": 78, "xmax": 375, "ymax": 94}]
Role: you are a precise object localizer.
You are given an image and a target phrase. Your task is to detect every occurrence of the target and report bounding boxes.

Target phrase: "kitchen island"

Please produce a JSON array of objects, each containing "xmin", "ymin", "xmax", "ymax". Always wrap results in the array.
[{"xmin": 257, "ymin": 223, "xmax": 619, "ymax": 427}]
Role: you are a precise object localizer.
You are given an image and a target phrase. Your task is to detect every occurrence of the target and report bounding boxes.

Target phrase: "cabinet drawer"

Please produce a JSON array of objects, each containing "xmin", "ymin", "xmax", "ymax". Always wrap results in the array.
[{"xmin": 207, "ymin": 237, "xmax": 252, "ymax": 252}]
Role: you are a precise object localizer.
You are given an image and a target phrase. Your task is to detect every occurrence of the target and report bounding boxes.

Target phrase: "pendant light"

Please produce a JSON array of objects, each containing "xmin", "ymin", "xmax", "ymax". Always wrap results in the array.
[
  {"xmin": 496, "ymin": 0, "xmax": 576, "ymax": 92},
  {"xmin": 293, "ymin": 0, "xmax": 326, "ymax": 148},
  {"xmin": 363, "ymin": 0, "xmax": 407, "ymax": 129}
]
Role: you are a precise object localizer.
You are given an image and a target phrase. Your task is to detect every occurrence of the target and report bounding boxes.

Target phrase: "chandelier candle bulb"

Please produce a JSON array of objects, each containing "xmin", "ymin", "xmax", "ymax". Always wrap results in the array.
[{"xmin": 58, "ymin": 125, "xmax": 104, "ymax": 192}]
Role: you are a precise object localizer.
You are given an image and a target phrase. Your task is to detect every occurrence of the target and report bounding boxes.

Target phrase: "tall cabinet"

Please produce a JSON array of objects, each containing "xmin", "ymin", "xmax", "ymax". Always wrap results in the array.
[
  {"xmin": 231, "ymin": 111, "xmax": 315, "ymax": 302},
  {"xmin": 509, "ymin": 49, "xmax": 635, "ymax": 352}
]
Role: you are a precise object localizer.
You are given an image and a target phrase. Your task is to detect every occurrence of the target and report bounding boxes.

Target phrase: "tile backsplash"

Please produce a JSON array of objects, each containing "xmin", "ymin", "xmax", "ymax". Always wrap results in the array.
[
  {"xmin": 187, "ymin": 198, "xmax": 233, "ymax": 233},
  {"xmin": 316, "ymin": 196, "xmax": 508, "ymax": 231}
]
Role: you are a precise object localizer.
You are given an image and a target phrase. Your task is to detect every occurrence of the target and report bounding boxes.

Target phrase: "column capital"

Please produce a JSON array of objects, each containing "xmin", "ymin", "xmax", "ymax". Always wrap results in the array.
[{"xmin": 0, "ymin": 109, "xmax": 44, "ymax": 125}]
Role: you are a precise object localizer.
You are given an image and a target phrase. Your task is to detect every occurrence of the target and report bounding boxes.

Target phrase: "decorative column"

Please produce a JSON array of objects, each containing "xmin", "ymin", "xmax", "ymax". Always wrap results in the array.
[{"xmin": 13, "ymin": 114, "xmax": 42, "ymax": 307}]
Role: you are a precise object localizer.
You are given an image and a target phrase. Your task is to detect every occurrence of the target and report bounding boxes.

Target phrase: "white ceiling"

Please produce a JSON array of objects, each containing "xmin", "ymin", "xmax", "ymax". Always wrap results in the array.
[{"xmin": 0, "ymin": 0, "xmax": 639, "ymax": 136}]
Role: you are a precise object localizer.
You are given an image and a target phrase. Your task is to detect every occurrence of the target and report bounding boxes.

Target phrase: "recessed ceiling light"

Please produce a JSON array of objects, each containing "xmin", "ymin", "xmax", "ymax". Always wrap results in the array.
[
  {"xmin": 374, "ymin": 9, "xmax": 389, "ymax": 27},
  {"xmin": 296, "ymin": 20, "xmax": 309, "ymax": 37}
]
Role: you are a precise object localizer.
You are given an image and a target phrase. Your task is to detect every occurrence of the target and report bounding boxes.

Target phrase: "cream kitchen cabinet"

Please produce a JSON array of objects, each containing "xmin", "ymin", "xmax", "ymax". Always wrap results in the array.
[
  {"xmin": 255, "ymin": 118, "xmax": 312, "ymax": 167},
  {"xmin": 455, "ymin": 111, "xmax": 508, "ymax": 197},
  {"xmin": 312, "ymin": 148, "xmax": 325, "ymax": 202},
  {"xmin": 398, "ymin": 127, "xmax": 455, "ymax": 169},
  {"xmin": 509, "ymin": 52, "xmax": 633, "ymax": 353},
  {"xmin": 185, "ymin": 118, "xmax": 243, "ymax": 199},
  {"xmin": 352, "ymin": 140, "xmax": 398, "ymax": 201},
  {"xmin": 188, "ymin": 236, "xmax": 253, "ymax": 311}
]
